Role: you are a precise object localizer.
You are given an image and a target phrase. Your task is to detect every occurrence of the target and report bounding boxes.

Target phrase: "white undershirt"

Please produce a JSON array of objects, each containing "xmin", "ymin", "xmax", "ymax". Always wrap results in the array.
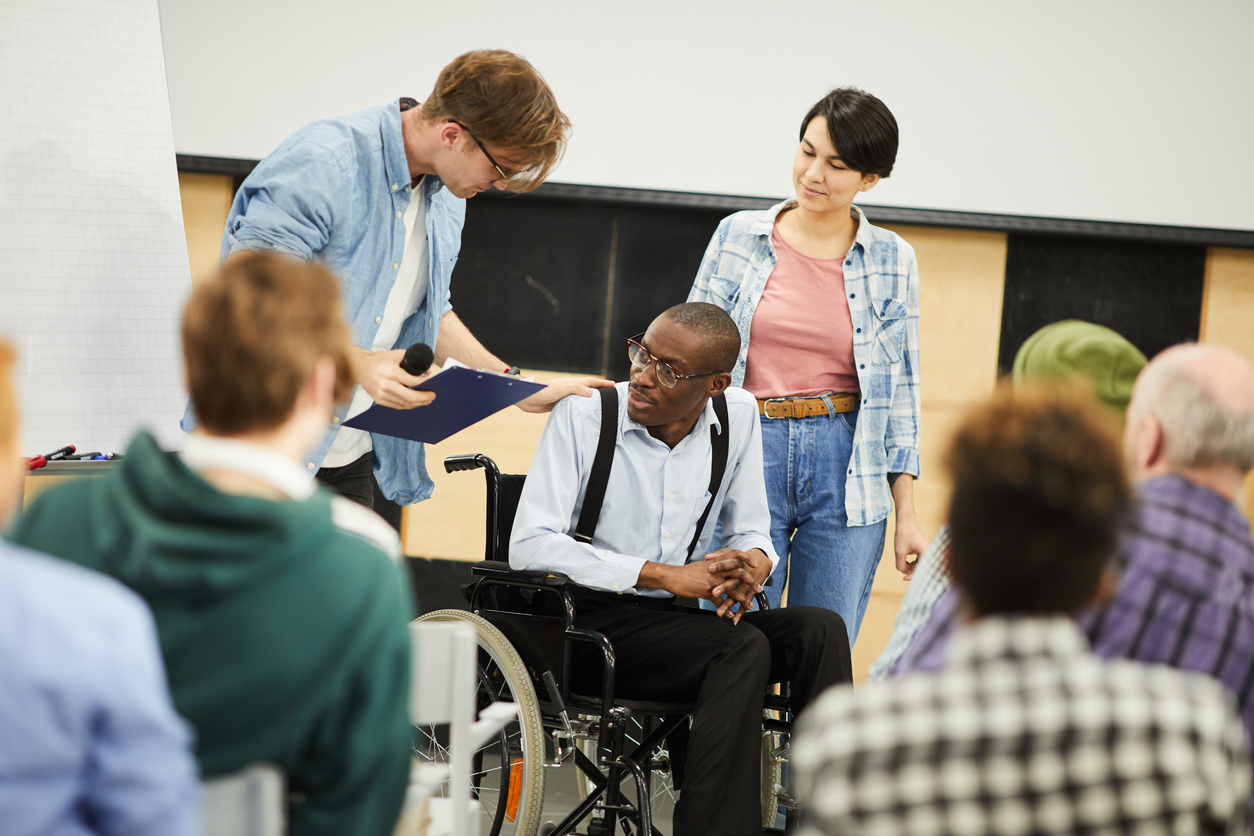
[{"xmin": 322, "ymin": 180, "xmax": 430, "ymax": 467}]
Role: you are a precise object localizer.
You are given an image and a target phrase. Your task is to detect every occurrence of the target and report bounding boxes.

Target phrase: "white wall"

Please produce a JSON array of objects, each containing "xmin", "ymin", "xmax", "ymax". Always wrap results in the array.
[{"xmin": 159, "ymin": 0, "xmax": 1254, "ymax": 231}]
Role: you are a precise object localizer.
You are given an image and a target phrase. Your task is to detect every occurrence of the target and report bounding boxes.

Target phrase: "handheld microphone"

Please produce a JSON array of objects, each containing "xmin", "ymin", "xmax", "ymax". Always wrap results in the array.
[{"xmin": 400, "ymin": 343, "xmax": 434, "ymax": 377}]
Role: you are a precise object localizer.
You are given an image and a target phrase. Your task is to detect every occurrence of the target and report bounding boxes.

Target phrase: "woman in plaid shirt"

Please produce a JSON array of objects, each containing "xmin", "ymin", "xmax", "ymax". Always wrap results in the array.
[{"xmin": 688, "ymin": 88, "xmax": 926, "ymax": 642}]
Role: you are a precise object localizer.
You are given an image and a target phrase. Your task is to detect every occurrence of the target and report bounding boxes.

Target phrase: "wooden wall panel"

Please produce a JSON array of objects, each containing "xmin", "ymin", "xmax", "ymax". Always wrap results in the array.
[
  {"xmin": 1198, "ymin": 247, "xmax": 1254, "ymax": 531},
  {"xmin": 177, "ymin": 172, "xmax": 233, "ymax": 286},
  {"xmin": 851, "ymin": 227, "xmax": 1008, "ymax": 679}
]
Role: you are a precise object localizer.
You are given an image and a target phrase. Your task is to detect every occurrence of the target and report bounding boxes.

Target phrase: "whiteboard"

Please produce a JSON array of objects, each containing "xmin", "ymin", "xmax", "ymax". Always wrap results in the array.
[
  {"xmin": 157, "ymin": 0, "xmax": 1254, "ymax": 232},
  {"xmin": 0, "ymin": 0, "xmax": 189, "ymax": 456}
]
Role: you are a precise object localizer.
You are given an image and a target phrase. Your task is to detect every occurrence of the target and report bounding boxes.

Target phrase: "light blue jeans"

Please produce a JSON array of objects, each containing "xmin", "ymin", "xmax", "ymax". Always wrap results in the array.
[{"xmin": 759, "ymin": 406, "xmax": 887, "ymax": 645}]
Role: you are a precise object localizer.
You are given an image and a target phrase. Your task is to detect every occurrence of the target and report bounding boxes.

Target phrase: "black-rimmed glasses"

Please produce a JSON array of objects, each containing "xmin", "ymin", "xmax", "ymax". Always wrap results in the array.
[
  {"xmin": 449, "ymin": 119, "xmax": 513, "ymax": 182},
  {"xmin": 627, "ymin": 334, "xmax": 721, "ymax": 388}
]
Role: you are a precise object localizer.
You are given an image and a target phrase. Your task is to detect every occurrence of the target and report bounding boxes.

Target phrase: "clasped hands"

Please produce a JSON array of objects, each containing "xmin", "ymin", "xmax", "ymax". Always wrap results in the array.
[{"xmin": 660, "ymin": 549, "xmax": 772, "ymax": 625}]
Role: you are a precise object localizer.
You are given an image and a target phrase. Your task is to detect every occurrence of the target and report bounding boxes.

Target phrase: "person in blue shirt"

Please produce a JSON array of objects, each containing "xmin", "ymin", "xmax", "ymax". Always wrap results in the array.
[
  {"xmin": 197, "ymin": 49, "xmax": 610, "ymax": 508},
  {"xmin": 510, "ymin": 303, "xmax": 851, "ymax": 836},
  {"xmin": 0, "ymin": 339, "xmax": 199, "ymax": 836}
]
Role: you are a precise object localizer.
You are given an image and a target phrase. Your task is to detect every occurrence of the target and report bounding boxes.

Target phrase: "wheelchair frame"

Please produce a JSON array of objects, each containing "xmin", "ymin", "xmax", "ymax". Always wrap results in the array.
[{"xmin": 419, "ymin": 453, "xmax": 792, "ymax": 836}]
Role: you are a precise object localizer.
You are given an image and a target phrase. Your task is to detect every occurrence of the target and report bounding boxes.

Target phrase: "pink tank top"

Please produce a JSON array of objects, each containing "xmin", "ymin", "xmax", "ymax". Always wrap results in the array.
[{"xmin": 742, "ymin": 225, "xmax": 860, "ymax": 399}]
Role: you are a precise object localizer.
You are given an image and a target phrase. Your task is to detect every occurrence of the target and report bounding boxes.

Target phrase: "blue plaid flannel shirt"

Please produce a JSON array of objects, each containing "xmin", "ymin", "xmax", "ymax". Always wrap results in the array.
[{"xmin": 687, "ymin": 201, "xmax": 921, "ymax": 527}]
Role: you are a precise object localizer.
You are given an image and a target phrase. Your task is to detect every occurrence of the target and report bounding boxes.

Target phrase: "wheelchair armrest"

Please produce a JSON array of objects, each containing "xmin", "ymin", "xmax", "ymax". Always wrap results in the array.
[{"xmin": 471, "ymin": 560, "xmax": 573, "ymax": 587}]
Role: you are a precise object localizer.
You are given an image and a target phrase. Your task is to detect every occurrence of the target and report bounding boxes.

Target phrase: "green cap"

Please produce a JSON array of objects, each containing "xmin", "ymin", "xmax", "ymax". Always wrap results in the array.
[{"xmin": 1011, "ymin": 320, "xmax": 1147, "ymax": 418}]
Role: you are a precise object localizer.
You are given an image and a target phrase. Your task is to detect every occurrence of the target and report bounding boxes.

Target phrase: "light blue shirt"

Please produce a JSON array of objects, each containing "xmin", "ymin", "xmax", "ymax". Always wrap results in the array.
[
  {"xmin": 182, "ymin": 100, "xmax": 467, "ymax": 504},
  {"xmin": 509, "ymin": 383, "xmax": 778, "ymax": 597},
  {"xmin": 688, "ymin": 202, "xmax": 921, "ymax": 527},
  {"xmin": 0, "ymin": 541, "xmax": 199, "ymax": 836}
]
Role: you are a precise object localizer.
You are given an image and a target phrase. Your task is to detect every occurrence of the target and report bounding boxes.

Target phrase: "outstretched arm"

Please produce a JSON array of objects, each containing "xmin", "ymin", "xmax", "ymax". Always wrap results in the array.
[{"xmin": 436, "ymin": 311, "xmax": 611, "ymax": 413}]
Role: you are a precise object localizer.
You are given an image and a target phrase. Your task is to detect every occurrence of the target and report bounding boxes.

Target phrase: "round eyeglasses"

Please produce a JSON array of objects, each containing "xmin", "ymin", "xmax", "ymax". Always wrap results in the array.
[{"xmin": 627, "ymin": 334, "xmax": 721, "ymax": 388}]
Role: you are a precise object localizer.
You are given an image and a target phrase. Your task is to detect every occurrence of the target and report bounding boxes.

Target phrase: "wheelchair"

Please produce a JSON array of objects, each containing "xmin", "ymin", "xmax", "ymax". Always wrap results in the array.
[{"xmin": 415, "ymin": 454, "xmax": 796, "ymax": 836}]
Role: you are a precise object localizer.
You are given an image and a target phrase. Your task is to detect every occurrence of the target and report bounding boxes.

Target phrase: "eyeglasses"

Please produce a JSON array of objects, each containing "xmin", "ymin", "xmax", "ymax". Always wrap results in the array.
[
  {"xmin": 627, "ymin": 334, "xmax": 721, "ymax": 388},
  {"xmin": 449, "ymin": 119, "xmax": 513, "ymax": 183}
]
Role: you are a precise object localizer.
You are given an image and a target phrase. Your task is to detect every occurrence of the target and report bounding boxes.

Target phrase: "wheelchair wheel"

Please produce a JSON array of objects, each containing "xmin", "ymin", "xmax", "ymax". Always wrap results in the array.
[{"xmin": 416, "ymin": 610, "xmax": 546, "ymax": 836}]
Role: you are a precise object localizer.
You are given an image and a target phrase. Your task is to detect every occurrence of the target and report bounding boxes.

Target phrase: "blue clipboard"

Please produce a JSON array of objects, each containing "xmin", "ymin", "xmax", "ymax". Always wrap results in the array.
[{"xmin": 342, "ymin": 366, "xmax": 545, "ymax": 444}]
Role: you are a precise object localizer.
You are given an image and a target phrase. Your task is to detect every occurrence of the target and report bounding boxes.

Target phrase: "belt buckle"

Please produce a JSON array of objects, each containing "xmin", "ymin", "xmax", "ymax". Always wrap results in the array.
[{"xmin": 763, "ymin": 397, "xmax": 791, "ymax": 419}]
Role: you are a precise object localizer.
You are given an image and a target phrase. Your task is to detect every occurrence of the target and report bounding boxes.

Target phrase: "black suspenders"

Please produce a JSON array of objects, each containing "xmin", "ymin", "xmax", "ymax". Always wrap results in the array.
[{"xmin": 572, "ymin": 386, "xmax": 730, "ymax": 562}]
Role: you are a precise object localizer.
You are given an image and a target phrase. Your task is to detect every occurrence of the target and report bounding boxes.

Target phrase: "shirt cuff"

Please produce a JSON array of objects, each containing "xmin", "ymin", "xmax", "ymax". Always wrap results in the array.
[
  {"xmin": 886, "ymin": 447, "xmax": 921, "ymax": 479},
  {"xmin": 723, "ymin": 535, "xmax": 780, "ymax": 573},
  {"xmin": 567, "ymin": 554, "xmax": 649, "ymax": 595}
]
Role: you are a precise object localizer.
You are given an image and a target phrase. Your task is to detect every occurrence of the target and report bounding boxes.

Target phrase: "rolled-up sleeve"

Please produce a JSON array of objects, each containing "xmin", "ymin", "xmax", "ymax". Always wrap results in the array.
[
  {"xmin": 221, "ymin": 140, "xmax": 346, "ymax": 262},
  {"xmin": 509, "ymin": 399, "xmax": 649, "ymax": 592},
  {"xmin": 884, "ymin": 247, "xmax": 921, "ymax": 478}
]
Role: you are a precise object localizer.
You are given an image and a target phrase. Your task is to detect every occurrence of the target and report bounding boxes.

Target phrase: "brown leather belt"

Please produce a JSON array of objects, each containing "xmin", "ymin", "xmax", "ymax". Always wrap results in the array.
[{"xmin": 757, "ymin": 394, "xmax": 860, "ymax": 419}]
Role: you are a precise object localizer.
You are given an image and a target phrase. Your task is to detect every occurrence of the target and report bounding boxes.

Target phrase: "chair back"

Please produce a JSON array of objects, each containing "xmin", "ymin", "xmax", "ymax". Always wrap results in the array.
[
  {"xmin": 201, "ymin": 763, "xmax": 285, "ymax": 836},
  {"xmin": 410, "ymin": 620, "xmax": 479, "ymax": 836}
]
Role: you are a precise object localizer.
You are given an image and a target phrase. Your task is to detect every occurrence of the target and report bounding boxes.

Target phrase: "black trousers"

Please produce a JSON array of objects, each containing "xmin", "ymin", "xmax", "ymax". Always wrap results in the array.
[
  {"xmin": 569, "ymin": 596, "xmax": 852, "ymax": 836},
  {"xmin": 315, "ymin": 452, "xmax": 375, "ymax": 509}
]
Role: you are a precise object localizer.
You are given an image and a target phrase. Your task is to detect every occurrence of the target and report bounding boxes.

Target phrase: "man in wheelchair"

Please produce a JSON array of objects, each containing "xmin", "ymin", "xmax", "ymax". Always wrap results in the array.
[{"xmin": 509, "ymin": 302, "xmax": 852, "ymax": 836}]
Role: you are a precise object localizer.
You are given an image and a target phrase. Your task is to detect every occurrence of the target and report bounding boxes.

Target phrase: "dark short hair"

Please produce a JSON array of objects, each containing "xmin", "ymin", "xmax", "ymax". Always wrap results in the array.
[
  {"xmin": 183, "ymin": 253, "xmax": 354, "ymax": 435},
  {"xmin": 800, "ymin": 88, "xmax": 898, "ymax": 178},
  {"xmin": 946, "ymin": 388, "xmax": 1130, "ymax": 617},
  {"xmin": 662, "ymin": 302, "xmax": 740, "ymax": 373},
  {"xmin": 423, "ymin": 49, "xmax": 570, "ymax": 193}
]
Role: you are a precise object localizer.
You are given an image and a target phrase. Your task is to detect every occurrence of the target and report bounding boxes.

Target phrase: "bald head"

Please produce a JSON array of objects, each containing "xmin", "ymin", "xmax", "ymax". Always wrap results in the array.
[{"xmin": 1126, "ymin": 343, "xmax": 1254, "ymax": 481}]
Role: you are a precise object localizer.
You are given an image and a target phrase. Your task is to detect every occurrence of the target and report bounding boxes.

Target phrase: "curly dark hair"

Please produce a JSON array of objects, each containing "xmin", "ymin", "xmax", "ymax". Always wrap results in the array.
[{"xmin": 946, "ymin": 387, "xmax": 1130, "ymax": 617}]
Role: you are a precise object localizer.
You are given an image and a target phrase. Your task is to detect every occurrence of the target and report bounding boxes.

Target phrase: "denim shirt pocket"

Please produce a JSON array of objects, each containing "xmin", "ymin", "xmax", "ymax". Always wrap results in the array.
[
  {"xmin": 869, "ymin": 298, "xmax": 908, "ymax": 365},
  {"xmin": 705, "ymin": 274, "xmax": 743, "ymax": 308}
]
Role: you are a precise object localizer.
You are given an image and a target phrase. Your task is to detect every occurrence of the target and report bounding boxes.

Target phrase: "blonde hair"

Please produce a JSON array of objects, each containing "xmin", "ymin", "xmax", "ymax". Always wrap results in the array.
[
  {"xmin": 183, "ymin": 253, "xmax": 354, "ymax": 435},
  {"xmin": 423, "ymin": 49, "xmax": 570, "ymax": 192}
]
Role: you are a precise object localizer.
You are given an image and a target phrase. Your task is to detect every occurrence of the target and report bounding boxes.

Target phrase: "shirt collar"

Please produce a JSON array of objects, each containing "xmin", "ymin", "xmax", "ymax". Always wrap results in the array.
[
  {"xmin": 180, "ymin": 434, "xmax": 317, "ymax": 501},
  {"xmin": 1138, "ymin": 472, "xmax": 1250, "ymax": 532},
  {"xmin": 619, "ymin": 385, "xmax": 725, "ymax": 445},
  {"xmin": 382, "ymin": 98, "xmax": 415, "ymax": 196},
  {"xmin": 750, "ymin": 200, "xmax": 873, "ymax": 254},
  {"xmin": 948, "ymin": 616, "xmax": 1089, "ymax": 668}
]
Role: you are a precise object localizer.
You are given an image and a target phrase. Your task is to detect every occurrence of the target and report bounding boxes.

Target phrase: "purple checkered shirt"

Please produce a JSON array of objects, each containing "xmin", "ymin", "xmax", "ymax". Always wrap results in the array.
[{"xmin": 893, "ymin": 473, "xmax": 1254, "ymax": 745}]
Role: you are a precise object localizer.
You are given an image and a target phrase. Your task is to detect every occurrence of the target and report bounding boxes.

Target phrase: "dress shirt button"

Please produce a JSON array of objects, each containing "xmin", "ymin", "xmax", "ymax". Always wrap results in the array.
[
  {"xmin": 849, "ymin": 293, "xmax": 856, "ymax": 299},
  {"xmin": 856, "ymin": 328, "xmax": 862, "ymax": 334},
  {"xmin": 392, "ymin": 263, "xmax": 399, "ymax": 270},
  {"xmin": 848, "ymin": 468, "xmax": 853, "ymax": 475},
  {"xmin": 307, "ymin": 463, "xmax": 316, "ymax": 471},
  {"xmin": 396, "ymin": 211, "xmax": 402, "ymax": 218},
  {"xmin": 375, "ymin": 316, "xmax": 382, "ymax": 324},
  {"xmin": 391, "ymin": 184, "xmax": 398, "ymax": 191},
  {"xmin": 846, "ymin": 259, "xmax": 852, "ymax": 266},
  {"xmin": 332, "ymin": 416, "xmax": 340, "ymax": 424},
  {"xmin": 665, "ymin": 531, "xmax": 672, "ymax": 538},
  {"xmin": 612, "ymin": 582, "xmax": 620, "ymax": 590},
  {"xmin": 860, "ymin": 364, "xmax": 865, "ymax": 369},
  {"xmin": 668, "ymin": 492, "xmax": 673, "ymax": 500}
]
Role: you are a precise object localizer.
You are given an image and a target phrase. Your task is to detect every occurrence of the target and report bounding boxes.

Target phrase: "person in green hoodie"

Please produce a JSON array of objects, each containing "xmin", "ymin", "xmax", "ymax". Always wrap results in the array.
[{"xmin": 9, "ymin": 253, "xmax": 415, "ymax": 836}]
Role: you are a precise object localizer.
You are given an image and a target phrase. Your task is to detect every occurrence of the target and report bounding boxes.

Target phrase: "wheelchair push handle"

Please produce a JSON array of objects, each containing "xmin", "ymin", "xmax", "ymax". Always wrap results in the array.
[{"xmin": 444, "ymin": 453, "xmax": 497, "ymax": 473}]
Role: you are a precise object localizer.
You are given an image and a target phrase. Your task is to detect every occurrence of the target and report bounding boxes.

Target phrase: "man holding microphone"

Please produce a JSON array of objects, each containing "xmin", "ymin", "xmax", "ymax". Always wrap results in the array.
[{"xmin": 187, "ymin": 49, "xmax": 609, "ymax": 508}]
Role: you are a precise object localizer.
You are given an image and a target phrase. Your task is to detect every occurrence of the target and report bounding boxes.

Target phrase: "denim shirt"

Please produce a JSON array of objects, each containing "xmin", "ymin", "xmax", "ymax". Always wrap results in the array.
[
  {"xmin": 687, "ymin": 202, "xmax": 920, "ymax": 526},
  {"xmin": 181, "ymin": 101, "xmax": 466, "ymax": 505}
]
